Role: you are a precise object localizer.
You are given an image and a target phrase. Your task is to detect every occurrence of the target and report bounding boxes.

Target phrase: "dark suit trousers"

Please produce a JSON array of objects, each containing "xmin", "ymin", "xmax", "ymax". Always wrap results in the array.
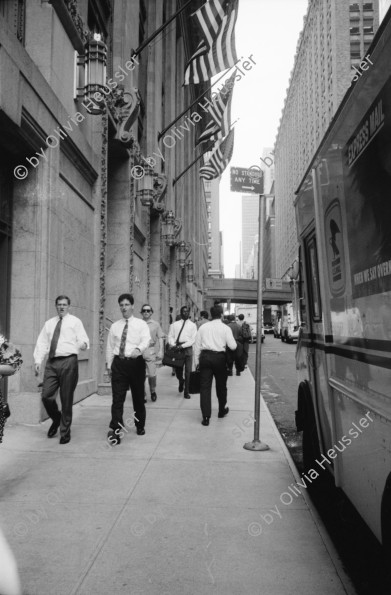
[
  {"xmin": 175, "ymin": 347, "xmax": 193, "ymax": 397},
  {"xmin": 110, "ymin": 355, "xmax": 146, "ymax": 430},
  {"xmin": 199, "ymin": 351, "xmax": 228, "ymax": 418},
  {"xmin": 41, "ymin": 355, "xmax": 78, "ymax": 439}
]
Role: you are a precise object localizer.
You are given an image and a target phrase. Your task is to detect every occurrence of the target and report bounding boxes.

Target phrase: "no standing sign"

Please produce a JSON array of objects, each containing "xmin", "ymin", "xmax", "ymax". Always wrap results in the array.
[{"xmin": 230, "ymin": 166, "xmax": 264, "ymax": 194}]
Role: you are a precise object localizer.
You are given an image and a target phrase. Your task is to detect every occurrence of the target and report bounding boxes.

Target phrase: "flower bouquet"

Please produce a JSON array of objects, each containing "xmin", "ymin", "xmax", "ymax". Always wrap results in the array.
[{"xmin": 0, "ymin": 335, "xmax": 23, "ymax": 376}]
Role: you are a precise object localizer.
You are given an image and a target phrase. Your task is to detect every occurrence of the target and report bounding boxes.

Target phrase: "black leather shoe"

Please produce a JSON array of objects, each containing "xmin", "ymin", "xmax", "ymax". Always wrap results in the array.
[
  {"xmin": 107, "ymin": 429, "xmax": 121, "ymax": 445},
  {"xmin": 236, "ymin": 371, "xmax": 241, "ymax": 376},
  {"xmin": 218, "ymin": 407, "xmax": 229, "ymax": 418},
  {"xmin": 137, "ymin": 427, "xmax": 145, "ymax": 435},
  {"xmin": 151, "ymin": 392, "xmax": 157, "ymax": 402},
  {"xmin": 184, "ymin": 394, "xmax": 191, "ymax": 399},
  {"xmin": 201, "ymin": 417, "xmax": 209, "ymax": 426},
  {"xmin": 3, "ymin": 404, "xmax": 10, "ymax": 419},
  {"xmin": 227, "ymin": 371, "xmax": 233, "ymax": 376},
  {"xmin": 47, "ymin": 415, "xmax": 61, "ymax": 438},
  {"xmin": 59, "ymin": 435, "xmax": 70, "ymax": 444},
  {"xmin": 178, "ymin": 379, "xmax": 184, "ymax": 393}
]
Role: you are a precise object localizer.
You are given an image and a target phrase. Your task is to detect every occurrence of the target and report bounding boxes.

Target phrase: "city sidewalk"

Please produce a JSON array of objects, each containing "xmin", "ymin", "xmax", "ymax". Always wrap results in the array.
[{"xmin": 0, "ymin": 366, "xmax": 355, "ymax": 595}]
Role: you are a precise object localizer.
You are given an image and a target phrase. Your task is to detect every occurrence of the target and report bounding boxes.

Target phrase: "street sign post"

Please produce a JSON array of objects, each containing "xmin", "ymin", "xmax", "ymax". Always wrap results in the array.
[{"xmin": 230, "ymin": 167, "xmax": 263, "ymax": 194}]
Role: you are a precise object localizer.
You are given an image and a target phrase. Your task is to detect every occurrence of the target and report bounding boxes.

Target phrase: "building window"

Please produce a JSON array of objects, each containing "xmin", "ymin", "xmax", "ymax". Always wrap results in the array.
[
  {"xmin": 363, "ymin": 2, "xmax": 373, "ymax": 10},
  {"xmin": 350, "ymin": 26, "xmax": 360, "ymax": 34},
  {"xmin": 349, "ymin": 3, "xmax": 360, "ymax": 11},
  {"xmin": 363, "ymin": 25, "xmax": 373, "ymax": 34},
  {"xmin": 0, "ymin": 0, "xmax": 25, "ymax": 44}
]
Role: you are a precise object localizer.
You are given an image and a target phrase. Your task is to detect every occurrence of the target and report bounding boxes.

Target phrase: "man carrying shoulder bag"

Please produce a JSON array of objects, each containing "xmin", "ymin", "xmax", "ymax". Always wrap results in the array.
[{"xmin": 167, "ymin": 306, "xmax": 197, "ymax": 399}]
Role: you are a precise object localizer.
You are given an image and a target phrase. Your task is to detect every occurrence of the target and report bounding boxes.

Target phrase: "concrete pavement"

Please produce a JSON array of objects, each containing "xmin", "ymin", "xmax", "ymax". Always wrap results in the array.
[{"xmin": 0, "ymin": 365, "xmax": 355, "ymax": 595}]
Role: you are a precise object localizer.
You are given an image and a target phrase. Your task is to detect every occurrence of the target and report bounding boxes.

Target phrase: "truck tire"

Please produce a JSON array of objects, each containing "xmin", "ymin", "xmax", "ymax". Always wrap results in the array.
[{"xmin": 297, "ymin": 382, "xmax": 322, "ymax": 475}]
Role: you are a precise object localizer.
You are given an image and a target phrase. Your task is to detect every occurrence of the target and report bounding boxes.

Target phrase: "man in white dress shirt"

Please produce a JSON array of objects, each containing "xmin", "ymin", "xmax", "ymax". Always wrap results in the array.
[
  {"xmin": 106, "ymin": 293, "xmax": 150, "ymax": 445},
  {"xmin": 34, "ymin": 296, "xmax": 89, "ymax": 444},
  {"xmin": 168, "ymin": 305, "xmax": 197, "ymax": 399},
  {"xmin": 194, "ymin": 305, "xmax": 237, "ymax": 426}
]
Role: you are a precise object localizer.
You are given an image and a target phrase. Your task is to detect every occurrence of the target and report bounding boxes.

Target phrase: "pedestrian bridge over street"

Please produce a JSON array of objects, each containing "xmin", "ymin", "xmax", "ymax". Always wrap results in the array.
[{"xmin": 204, "ymin": 278, "xmax": 292, "ymax": 305}]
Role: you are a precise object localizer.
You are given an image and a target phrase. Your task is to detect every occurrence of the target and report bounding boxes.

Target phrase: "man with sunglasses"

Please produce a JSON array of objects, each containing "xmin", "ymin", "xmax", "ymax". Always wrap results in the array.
[
  {"xmin": 140, "ymin": 304, "xmax": 165, "ymax": 402},
  {"xmin": 167, "ymin": 305, "xmax": 197, "ymax": 399}
]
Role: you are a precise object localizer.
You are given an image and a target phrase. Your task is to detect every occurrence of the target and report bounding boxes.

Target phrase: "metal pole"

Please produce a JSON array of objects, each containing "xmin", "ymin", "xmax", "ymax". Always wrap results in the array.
[
  {"xmin": 244, "ymin": 193, "xmax": 269, "ymax": 452},
  {"xmin": 132, "ymin": 0, "xmax": 194, "ymax": 59}
]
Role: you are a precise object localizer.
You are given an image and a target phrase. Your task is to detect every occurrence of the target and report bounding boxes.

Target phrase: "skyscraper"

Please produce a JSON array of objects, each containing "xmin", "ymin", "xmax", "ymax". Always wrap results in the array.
[
  {"xmin": 241, "ymin": 195, "xmax": 259, "ymax": 278},
  {"xmin": 274, "ymin": 0, "xmax": 380, "ymax": 278}
]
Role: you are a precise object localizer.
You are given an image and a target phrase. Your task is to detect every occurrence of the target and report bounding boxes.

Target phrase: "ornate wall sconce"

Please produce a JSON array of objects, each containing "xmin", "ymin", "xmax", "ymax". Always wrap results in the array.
[
  {"xmin": 177, "ymin": 241, "xmax": 192, "ymax": 268},
  {"xmin": 186, "ymin": 259, "xmax": 194, "ymax": 282},
  {"xmin": 136, "ymin": 164, "xmax": 155, "ymax": 207},
  {"xmin": 78, "ymin": 34, "xmax": 107, "ymax": 114},
  {"xmin": 161, "ymin": 210, "xmax": 182, "ymax": 246}
]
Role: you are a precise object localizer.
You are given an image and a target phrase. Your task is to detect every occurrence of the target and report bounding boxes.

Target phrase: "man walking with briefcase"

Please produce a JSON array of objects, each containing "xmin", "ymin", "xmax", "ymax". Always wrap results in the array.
[{"xmin": 167, "ymin": 306, "xmax": 197, "ymax": 399}]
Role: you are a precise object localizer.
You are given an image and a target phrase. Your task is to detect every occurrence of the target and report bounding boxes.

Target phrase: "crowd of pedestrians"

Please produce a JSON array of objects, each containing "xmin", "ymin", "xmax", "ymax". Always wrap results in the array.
[{"xmin": 1, "ymin": 294, "xmax": 253, "ymax": 450}]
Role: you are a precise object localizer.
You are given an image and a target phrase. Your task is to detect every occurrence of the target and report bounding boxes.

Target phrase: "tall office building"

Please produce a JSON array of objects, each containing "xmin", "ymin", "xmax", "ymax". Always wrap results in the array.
[
  {"xmin": 0, "ymin": 0, "xmax": 210, "ymax": 422},
  {"xmin": 274, "ymin": 0, "xmax": 379, "ymax": 278},
  {"xmin": 204, "ymin": 178, "xmax": 223, "ymax": 278},
  {"xmin": 241, "ymin": 194, "xmax": 259, "ymax": 278}
]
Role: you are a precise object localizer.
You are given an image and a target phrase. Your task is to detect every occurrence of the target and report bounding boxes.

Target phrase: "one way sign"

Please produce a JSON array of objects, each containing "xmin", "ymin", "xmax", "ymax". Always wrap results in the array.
[{"xmin": 230, "ymin": 166, "xmax": 264, "ymax": 194}]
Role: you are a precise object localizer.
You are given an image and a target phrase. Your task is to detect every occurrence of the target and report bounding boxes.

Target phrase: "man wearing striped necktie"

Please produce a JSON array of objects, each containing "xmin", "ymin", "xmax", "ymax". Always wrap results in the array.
[{"xmin": 106, "ymin": 294, "xmax": 150, "ymax": 445}]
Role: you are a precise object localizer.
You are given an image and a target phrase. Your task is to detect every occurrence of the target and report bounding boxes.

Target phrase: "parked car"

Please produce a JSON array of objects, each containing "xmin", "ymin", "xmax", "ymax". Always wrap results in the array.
[
  {"xmin": 281, "ymin": 324, "xmax": 299, "ymax": 343},
  {"xmin": 263, "ymin": 322, "xmax": 274, "ymax": 334}
]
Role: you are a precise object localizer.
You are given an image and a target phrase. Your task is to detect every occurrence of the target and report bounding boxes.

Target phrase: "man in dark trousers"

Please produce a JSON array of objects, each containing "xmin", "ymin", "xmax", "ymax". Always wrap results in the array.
[
  {"xmin": 34, "ymin": 295, "xmax": 89, "ymax": 444},
  {"xmin": 237, "ymin": 313, "xmax": 251, "ymax": 369},
  {"xmin": 106, "ymin": 293, "xmax": 150, "ymax": 445},
  {"xmin": 226, "ymin": 314, "xmax": 244, "ymax": 376},
  {"xmin": 168, "ymin": 305, "xmax": 197, "ymax": 399},
  {"xmin": 194, "ymin": 305, "xmax": 237, "ymax": 426}
]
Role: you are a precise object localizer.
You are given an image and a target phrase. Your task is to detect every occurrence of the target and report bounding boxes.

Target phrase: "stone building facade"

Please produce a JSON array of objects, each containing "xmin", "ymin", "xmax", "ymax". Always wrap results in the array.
[
  {"xmin": 274, "ymin": 0, "xmax": 379, "ymax": 278},
  {"xmin": 0, "ymin": 0, "xmax": 209, "ymax": 422}
]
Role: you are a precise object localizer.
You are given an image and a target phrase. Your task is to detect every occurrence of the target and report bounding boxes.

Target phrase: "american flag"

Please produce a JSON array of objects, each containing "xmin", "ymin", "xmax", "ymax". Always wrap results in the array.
[
  {"xmin": 199, "ymin": 128, "xmax": 235, "ymax": 180},
  {"xmin": 196, "ymin": 72, "xmax": 235, "ymax": 145},
  {"xmin": 184, "ymin": 0, "xmax": 238, "ymax": 85}
]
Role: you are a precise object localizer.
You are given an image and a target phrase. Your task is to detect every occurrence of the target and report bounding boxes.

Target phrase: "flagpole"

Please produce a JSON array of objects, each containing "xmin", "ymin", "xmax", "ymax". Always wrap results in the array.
[
  {"xmin": 172, "ymin": 153, "xmax": 205, "ymax": 187},
  {"xmin": 132, "ymin": 0, "xmax": 194, "ymax": 59},
  {"xmin": 157, "ymin": 62, "xmax": 239, "ymax": 141}
]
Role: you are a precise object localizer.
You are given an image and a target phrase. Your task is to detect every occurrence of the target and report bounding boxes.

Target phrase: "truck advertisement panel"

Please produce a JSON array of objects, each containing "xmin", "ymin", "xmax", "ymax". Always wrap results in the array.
[{"xmin": 343, "ymin": 77, "xmax": 391, "ymax": 299}]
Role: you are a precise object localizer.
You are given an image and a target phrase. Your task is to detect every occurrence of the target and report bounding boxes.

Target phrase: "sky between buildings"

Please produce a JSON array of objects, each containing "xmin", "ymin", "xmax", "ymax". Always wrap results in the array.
[{"xmin": 218, "ymin": 0, "xmax": 308, "ymax": 277}]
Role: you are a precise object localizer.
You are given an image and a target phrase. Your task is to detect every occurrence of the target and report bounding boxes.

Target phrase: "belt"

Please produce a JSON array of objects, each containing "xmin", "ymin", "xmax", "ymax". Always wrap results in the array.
[
  {"xmin": 201, "ymin": 349, "xmax": 225, "ymax": 354},
  {"xmin": 115, "ymin": 354, "xmax": 141, "ymax": 360},
  {"xmin": 51, "ymin": 354, "xmax": 76, "ymax": 360}
]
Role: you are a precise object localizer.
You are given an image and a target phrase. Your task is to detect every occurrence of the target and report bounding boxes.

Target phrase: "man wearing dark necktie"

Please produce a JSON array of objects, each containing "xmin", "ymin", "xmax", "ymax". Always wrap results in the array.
[
  {"xmin": 106, "ymin": 293, "xmax": 150, "ymax": 445},
  {"xmin": 34, "ymin": 296, "xmax": 89, "ymax": 444}
]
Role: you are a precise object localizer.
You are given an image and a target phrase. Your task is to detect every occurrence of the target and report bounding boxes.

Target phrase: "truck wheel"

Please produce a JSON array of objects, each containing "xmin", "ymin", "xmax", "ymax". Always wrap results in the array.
[{"xmin": 297, "ymin": 382, "xmax": 322, "ymax": 476}]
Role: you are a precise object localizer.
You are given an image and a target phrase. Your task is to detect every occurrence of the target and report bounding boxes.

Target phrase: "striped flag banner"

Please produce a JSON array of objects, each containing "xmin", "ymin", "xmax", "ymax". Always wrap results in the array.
[
  {"xmin": 199, "ymin": 128, "xmax": 235, "ymax": 180},
  {"xmin": 184, "ymin": 0, "xmax": 238, "ymax": 85},
  {"xmin": 196, "ymin": 72, "xmax": 235, "ymax": 145}
]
